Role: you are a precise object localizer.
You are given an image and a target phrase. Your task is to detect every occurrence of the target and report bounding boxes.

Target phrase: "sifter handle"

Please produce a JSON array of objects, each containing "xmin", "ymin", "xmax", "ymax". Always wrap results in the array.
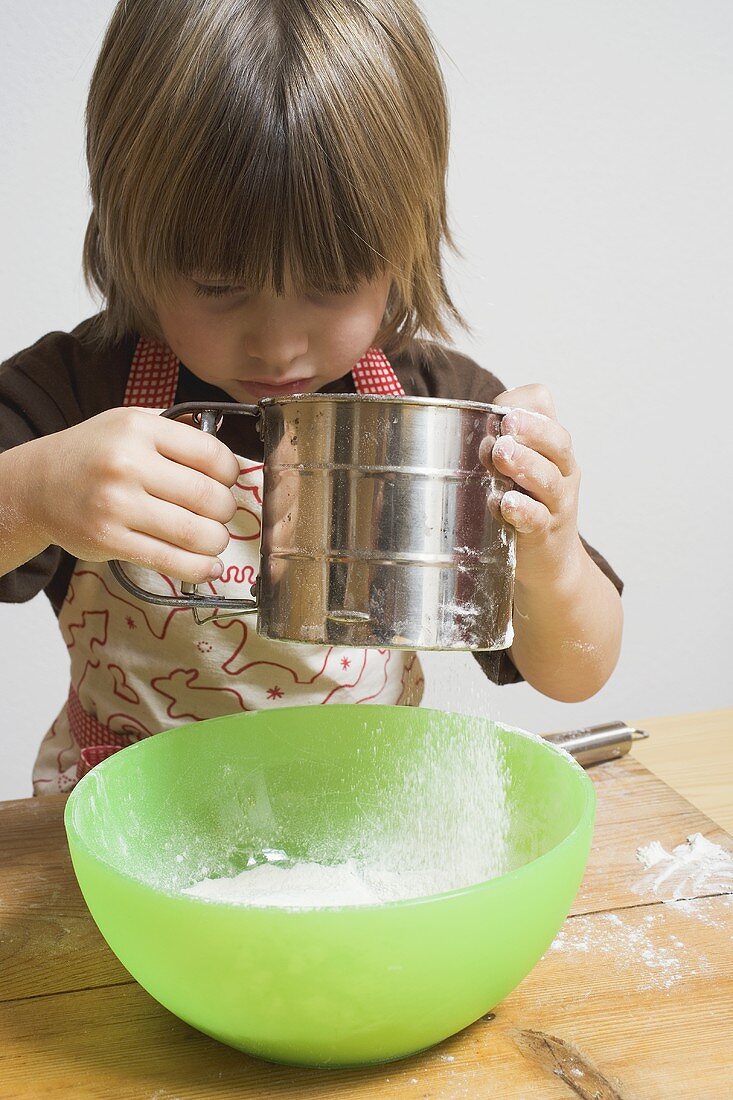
[
  {"xmin": 180, "ymin": 409, "xmax": 221, "ymax": 600},
  {"xmin": 108, "ymin": 401, "xmax": 261, "ymax": 622}
]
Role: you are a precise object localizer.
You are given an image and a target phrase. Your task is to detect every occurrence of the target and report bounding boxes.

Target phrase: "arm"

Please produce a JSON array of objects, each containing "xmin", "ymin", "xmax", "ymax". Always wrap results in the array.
[
  {"xmin": 483, "ymin": 385, "xmax": 623, "ymax": 702},
  {"xmin": 0, "ymin": 439, "xmax": 52, "ymax": 577}
]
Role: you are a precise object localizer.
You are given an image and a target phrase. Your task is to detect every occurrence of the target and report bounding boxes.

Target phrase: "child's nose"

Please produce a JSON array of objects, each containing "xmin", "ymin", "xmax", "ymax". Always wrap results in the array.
[{"xmin": 244, "ymin": 318, "xmax": 309, "ymax": 372}]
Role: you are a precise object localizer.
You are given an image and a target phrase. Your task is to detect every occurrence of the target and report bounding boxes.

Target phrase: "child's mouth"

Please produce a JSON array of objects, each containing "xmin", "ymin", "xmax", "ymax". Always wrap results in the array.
[{"xmin": 240, "ymin": 377, "xmax": 315, "ymax": 398}]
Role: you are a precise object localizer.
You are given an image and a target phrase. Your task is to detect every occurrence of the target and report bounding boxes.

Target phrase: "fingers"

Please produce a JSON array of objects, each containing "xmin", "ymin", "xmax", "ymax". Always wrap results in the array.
[
  {"xmin": 142, "ymin": 453, "xmax": 238, "ymax": 524},
  {"xmin": 500, "ymin": 408, "xmax": 576, "ymax": 477},
  {"xmin": 492, "ymin": 435, "xmax": 565, "ymax": 512},
  {"xmin": 478, "ymin": 410, "xmax": 503, "ymax": 467},
  {"xmin": 492, "ymin": 384, "xmax": 557, "ymax": 419},
  {"xmin": 116, "ymin": 529, "xmax": 224, "ymax": 584},
  {"xmin": 132, "ymin": 496, "xmax": 231, "ymax": 559},
  {"xmin": 480, "ymin": 385, "xmax": 579, "ymax": 532},
  {"xmin": 151, "ymin": 414, "xmax": 241, "ymax": 487},
  {"xmin": 500, "ymin": 490, "xmax": 551, "ymax": 536}
]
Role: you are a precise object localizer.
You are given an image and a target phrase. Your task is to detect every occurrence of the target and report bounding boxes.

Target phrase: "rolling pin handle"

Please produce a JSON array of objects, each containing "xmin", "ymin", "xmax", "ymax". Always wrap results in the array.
[{"xmin": 543, "ymin": 721, "xmax": 650, "ymax": 767}]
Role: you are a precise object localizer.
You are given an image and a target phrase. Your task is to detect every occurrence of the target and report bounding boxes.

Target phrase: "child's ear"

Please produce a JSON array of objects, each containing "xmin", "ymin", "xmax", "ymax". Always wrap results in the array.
[
  {"xmin": 385, "ymin": 280, "xmax": 398, "ymax": 311},
  {"xmin": 375, "ymin": 281, "xmax": 408, "ymax": 352}
]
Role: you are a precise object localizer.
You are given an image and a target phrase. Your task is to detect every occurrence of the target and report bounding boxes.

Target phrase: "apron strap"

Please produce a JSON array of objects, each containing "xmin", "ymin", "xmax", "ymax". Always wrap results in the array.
[
  {"xmin": 123, "ymin": 340, "xmax": 180, "ymax": 409},
  {"xmin": 352, "ymin": 347, "xmax": 405, "ymax": 395}
]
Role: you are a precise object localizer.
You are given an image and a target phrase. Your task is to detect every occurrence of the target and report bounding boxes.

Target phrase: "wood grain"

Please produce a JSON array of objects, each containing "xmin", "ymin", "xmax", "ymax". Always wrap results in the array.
[
  {"xmin": 1, "ymin": 710, "xmax": 732, "ymax": 1097},
  {"xmin": 510, "ymin": 1029, "xmax": 629, "ymax": 1099},
  {"xmin": 633, "ymin": 708, "xmax": 733, "ymax": 833},
  {"xmin": 0, "ymin": 796, "xmax": 129, "ymax": 1001}
]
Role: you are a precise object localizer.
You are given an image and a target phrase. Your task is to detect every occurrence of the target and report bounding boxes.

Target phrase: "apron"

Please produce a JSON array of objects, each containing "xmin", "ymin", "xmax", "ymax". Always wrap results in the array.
[{"xmin": 33, "ymin": 341, "xmax": 424, "ymax": 794}]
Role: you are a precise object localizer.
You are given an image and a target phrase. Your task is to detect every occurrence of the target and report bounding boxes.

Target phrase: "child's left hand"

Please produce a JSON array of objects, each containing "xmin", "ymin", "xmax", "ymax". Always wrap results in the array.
[
  {"xmin": 480, "ymin": 384, "xmax": 582, "ymax": 582},
  {"xmin": 478, "ymin": 383, "xmax": 622, "ymax": 699}
]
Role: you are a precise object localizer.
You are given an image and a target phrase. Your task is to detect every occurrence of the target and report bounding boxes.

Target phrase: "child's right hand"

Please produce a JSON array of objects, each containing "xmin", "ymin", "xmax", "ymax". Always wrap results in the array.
[{"xmin": 30, "ymin": 407, "xmax": 240, "ymax": 582}]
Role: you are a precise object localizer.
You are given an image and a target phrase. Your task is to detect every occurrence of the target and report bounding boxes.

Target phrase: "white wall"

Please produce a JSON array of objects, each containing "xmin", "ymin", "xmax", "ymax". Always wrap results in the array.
[{"xmin": 1, "ymin": 1, "xmax": 731, "ymax": 800}]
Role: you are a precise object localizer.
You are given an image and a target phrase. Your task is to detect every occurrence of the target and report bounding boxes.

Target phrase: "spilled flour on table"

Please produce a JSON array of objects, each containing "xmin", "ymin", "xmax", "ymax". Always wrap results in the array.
[
  {"xmin": 633, "ymin": 832, "xmax": 733, "ymax": 900},
  {"xmin": 548, "ymin": 909, "xmax": 711, "ymax": 990},
  {"xmin": 664, "ymin": 894, "xmax": 733, "ymax": 930},
  {"xmin": 550, "ymin": 832, "xmax": 733, "ymax": 989}
]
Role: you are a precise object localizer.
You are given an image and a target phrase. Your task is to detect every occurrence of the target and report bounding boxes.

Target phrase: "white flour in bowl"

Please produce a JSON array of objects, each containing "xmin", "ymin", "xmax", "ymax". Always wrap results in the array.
[
  {"xmin": 184, "ymin": 859, "xmax": 381, "ymax": 907},
  {"xmin": 182, "ymin": 856, "xmax": 470, "ymax": 907}
]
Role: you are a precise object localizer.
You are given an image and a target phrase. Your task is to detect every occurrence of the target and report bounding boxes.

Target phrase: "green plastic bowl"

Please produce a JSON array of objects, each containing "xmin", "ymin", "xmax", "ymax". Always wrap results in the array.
[{"xmin": 64, "ymin": 705, "xmax": 594, "ymax": 1067}]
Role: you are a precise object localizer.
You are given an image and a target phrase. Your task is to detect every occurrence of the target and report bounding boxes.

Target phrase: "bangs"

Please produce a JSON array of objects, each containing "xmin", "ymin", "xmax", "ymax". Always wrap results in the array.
[
  {"xmin": 121, "ymin": 2, "xmax": 424, "ymax": 300},
  {"xmin": 165, "ymin": 123, "xmax": 388, "ymax": 298}
]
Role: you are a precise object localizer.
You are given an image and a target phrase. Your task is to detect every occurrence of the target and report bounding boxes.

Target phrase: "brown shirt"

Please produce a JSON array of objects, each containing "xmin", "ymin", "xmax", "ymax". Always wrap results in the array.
[{"xmin": 0, "ymin": 315, "xmax": 622, "ymax": 685}]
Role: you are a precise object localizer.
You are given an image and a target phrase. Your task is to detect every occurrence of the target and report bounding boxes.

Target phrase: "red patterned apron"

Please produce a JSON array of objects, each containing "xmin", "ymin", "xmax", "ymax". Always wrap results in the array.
[{"xmin": 32, "ymin": 341, "xmax": 424, "ymax": 794}]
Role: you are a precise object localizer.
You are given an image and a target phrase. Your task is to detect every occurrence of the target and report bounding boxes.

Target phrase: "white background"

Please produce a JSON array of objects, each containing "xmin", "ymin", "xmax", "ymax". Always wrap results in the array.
[{"xmin": 1, "ymin": 1, "xmax": 731, "ymax": 800}]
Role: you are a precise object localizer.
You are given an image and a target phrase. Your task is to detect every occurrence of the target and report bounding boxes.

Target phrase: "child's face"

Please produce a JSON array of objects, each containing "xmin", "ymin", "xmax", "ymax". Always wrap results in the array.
[{"xmin": 156, "ymin": 272, "xmax": 392, "ymax": 401}]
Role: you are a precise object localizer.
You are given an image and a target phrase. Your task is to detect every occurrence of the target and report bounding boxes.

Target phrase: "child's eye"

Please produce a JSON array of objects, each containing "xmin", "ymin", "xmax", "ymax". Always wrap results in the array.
[{"xmin": 193, "ymin": 283, "xmax": 247, "ymax": 299}]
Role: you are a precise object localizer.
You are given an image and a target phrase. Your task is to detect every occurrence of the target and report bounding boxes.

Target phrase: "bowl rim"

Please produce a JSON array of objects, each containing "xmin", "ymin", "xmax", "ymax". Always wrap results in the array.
[{"xmin": 63, "ymin": 705, "xmax": 596, "ymax": 912}]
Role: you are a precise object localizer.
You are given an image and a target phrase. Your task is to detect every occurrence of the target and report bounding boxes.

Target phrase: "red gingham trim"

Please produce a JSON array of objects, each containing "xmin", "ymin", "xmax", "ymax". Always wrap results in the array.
[
  {"xmin": 125, "ymin": 340, "xmax": 404, "ymax": 407},
  {"xmin": 123, "ymin": 339, "xmax": 180, "ymax": 409},
  {"xmin": 67, "ymin": 686, "xmax": 136, "ymax": 780},
  {"xmin": 352, "ymin": 346, "xmax": 405, "ymax": 396}
]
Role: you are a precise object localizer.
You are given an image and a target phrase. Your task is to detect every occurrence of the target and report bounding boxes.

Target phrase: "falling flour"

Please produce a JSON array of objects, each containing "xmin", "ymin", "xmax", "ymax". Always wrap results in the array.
[
  {"xmin": 182, "ymin": 715, "xmax": 516, "ymax": 908},
  {"xmin": 634, "ymin": 832, "xmax": 733, "ymax": 900}
]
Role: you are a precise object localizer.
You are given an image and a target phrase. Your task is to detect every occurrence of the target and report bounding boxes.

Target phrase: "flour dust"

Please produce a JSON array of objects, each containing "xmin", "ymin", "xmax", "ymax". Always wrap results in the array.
[
  {"xmin": 548, "ymin": 909, "xmax": 709, "ymax": 991},
  {"xmin": 183, "ymin": 714, "xmax": 513, "ymax": 908}
]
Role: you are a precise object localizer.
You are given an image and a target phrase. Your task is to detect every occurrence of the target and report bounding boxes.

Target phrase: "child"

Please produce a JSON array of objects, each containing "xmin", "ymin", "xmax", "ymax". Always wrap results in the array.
[{"xmin": 0, "ymin": 0, "xmax": 622, "ymax": 794}]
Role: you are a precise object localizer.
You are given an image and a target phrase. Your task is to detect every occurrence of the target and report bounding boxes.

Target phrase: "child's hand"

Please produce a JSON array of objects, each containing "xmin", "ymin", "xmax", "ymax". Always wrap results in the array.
[
  {"xmin": 480, "ymin": 385, "xmax": 582, "ymax": 583},
  {"xmin": 31, "ymin": 408, "xmax": 240, "ymax": 582}
]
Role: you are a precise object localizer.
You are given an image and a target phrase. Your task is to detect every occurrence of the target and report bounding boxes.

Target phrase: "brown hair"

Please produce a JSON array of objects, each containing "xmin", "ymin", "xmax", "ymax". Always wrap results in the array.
[{"xmin": 84, "ymin": 0, "xmax": 465, "ymax": 356}]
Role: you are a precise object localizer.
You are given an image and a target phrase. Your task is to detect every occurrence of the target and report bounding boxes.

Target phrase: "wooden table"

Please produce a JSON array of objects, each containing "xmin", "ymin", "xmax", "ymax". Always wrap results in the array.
[
  {"xmin": 1, "ymin": 709, "xmax": 731, "ymax": 1098},
  {"xmin": 632, "ymin": 708, "xmax": 733, "ymax": 833}
]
